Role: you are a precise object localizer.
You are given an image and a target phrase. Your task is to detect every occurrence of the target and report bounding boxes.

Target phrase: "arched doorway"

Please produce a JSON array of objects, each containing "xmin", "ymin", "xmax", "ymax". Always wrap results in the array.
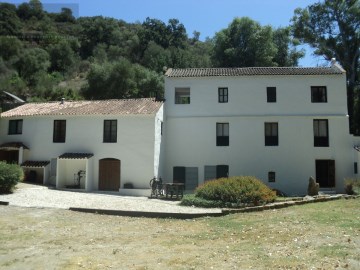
[{"xmin": 99, "ymin": 158, "xmax": 121, "ymax": 191}]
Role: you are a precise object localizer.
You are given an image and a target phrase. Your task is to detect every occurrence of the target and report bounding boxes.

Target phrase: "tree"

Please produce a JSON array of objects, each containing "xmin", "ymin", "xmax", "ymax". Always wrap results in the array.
[
  {"xmin": 212, "ymin": 17, "xmax": 277, "ymax": 67},
  {"xmin": 292, "ymin": 0, "xmax": 360, "ymax": 134},
  {"xmin": 55, "ymin": 7, "xmax": 76, "ymax": 23},
  {"xmin": 0, "ymin": 3, "xmax": 22, "ymax": 36},
  {"xmin": 48, "ymin": 40, "xmax": 78, "ymax": 73},
  {"xmin": 16, "ymin": 48, "xmax": 50, "ymax": 85},
  {"xmin": 273, "ymin": 27, "xmax": 305, "ymax": 67}
]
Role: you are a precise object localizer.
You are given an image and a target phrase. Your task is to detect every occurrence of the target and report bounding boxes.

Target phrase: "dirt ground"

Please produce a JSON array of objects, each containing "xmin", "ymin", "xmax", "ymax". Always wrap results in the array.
[{"xmin": 0, "ymin": 198, "xmax": 360, "ymax": 270}]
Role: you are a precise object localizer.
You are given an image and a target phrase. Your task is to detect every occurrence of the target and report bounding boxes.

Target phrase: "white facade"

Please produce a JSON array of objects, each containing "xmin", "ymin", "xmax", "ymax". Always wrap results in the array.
[
  {"xmin": 163, "ymin": 65, "xmax": 358, "ymax": 195},
  {"xmin": 0, "ymin": 99, "xmax": 164, "ymax": 194}
]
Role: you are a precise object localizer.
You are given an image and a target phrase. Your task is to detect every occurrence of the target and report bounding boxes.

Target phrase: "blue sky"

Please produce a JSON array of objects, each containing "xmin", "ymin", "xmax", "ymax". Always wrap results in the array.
[{"xmin": 7, "ymin": 0, "xmax": 326, "ymax": 66}]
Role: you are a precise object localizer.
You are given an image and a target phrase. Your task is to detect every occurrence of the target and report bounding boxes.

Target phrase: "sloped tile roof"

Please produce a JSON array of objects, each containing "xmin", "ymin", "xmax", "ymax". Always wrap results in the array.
[
  {"xmin": 58, "ymin": 153, "xmax": 94, "ymax": 159},
  {"xmin": 21, "ymin": 160, "xmax": 50, "ymax": 167},
  {"xmin": 0, "ymin": 142, "xmax": 29, "ymax": 150},
  {"xmin": 165, "ymin": 67, "xmax": 344, "ymax": 78},
  {"xmin": 1, "ymin": 98, "xmax": 163, "ymax": 118}
]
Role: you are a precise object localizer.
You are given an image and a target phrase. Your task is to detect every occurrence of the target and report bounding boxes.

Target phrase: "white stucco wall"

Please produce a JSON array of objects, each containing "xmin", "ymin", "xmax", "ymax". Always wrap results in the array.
[
  {"xmin": 154, "ymin": 104, "xmax": 164, "ymax": 179},
  {"xmin": 164, "ymin": 72, "xmax": 354, "ymax": 195},
  {"xmin": 0, "ymin": 113, "xmax": 159, "ymax": 190}
]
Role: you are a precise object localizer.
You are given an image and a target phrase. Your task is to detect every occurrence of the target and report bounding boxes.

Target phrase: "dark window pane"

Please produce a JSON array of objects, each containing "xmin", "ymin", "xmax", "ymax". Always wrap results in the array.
[
  {"xmin": 103, "ymin": 120, "xmax": 117, "ymax": 143},
  {"xmin": 265, "ymin": 123, "xmax": 278, "ymax": 146},
  {"xmin": 313, "ymin": 120, "xmax": 329, "ymax": 147},
  {"xmin": 268, "ymin": 171, "xmax": 276, "ymax": 182},
  {"xmin": 216, "ymin": 165, "xmax": 229, "ymax": 178},
  {"xmin": 311, "ymin": 86, "xmax": 327, "ymax": 103},
  {"xmin": 267, "ymin": 87, "xmax": 276, "ymax": 103},
  {"xmin": 53, "ymin": 120, "xmax": 66, "ymax": 143},
  {"xmin": 216, "ymin": 123, "xmax": 229, "ymax": 146},
  {"xmin": 218, "ymin": 87, "xmax": 228, "ymax": 103},
  {"xmin": 8, "ymin": 120, "xmax": 23, "ymax": 135}
]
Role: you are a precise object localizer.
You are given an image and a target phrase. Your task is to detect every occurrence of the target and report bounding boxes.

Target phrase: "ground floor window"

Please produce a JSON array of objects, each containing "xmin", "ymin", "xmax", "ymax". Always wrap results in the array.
[
  {"xmin": 204, "ymin": 165, "xmax": 229, "ymax": 181},
  {"xmin": 173, "ymin": 166, "xmax": 198, "ymax": 190},
  {"xmin": 268, "ymin": 171, "xmax": 276, "ymax": 182}
]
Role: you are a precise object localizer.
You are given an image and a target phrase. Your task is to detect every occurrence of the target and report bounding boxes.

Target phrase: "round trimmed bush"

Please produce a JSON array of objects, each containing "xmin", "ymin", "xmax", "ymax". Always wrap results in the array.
[
  {"xmin": 195, "ymin": 176, "xmax": 276, "ymax": 206},
  {"xmin": 0, "ymin": 162, "xmax": 24, "ymax": 194}
]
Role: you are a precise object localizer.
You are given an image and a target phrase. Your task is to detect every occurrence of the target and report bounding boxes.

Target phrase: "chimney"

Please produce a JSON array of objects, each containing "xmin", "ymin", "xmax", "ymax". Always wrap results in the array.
[
  {"xmin": 61, "ymin": 98, "xmax": 65, "ymax": 105},
  {"xmin": 331, "ymin": 58, "xmax": 336, "ymax": 66}
]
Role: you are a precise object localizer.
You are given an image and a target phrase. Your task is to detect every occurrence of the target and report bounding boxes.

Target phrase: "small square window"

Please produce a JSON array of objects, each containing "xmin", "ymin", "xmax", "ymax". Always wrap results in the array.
[
  {"xmin": 175, "ymin": 88, "xmax": 190, "ymax": 104},
  {"xmin": 268, "ymin": 171, "xmax": 276, "ymax": 182},
  {"xmin": 8, "ymin": 119, "xmax": 23, "ymax": 135},
  {"xmin": 267, "ymin": 87, "xmax": 276, "ymax": 103},
  {"xmin": 311, "ymin": 86, "xmax": 327, "ymax": 103},
  {"xmin": 218, "ymin": 87, "xmax": 228, "ymax": 103}
]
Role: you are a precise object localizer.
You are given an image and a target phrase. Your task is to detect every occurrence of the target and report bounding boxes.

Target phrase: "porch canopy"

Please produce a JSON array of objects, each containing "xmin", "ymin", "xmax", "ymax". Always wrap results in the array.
[
  {"xmin": 21, "ymin": 160, "xmax": 50, "ymax": 184},
  {"xmin": 0, "ymin": 142, "xmax": 29, "ymax": 164},
  {"xmin": 57, "ymin": 152, "xmax": 93, "ymax": 190}
]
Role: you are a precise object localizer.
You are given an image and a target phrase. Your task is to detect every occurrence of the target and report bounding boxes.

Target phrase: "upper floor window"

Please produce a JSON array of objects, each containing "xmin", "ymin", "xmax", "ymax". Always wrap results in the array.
[
  {"xmin": 218, "ymin": 87, "xmax": 228, "ymax": 103},
  {"xmin": 267, "ymin": 87, "xmax": 276, "ymax": 103},
  {"xmin": 311, "ymin": 86, "xmax": 327, "ymax": 103},
  {"xmin": 268, "ymin": 171, "xmax": 276, "ymax": 182},
  {"xmin": 216, "ymin": 123, "xmax": 229, "ymax": 146},
  {"xmin": 8, "ymin": 119, "xmax": 23, "ymax": 135},
  {"xmin": 313, "ymin": 119, "xmax": 329, "ymax": 147},
  {"xmin": 53, "ymin": 120, "xmax": 66, "ymax": 143},
  {"xmin": 175, "ymin": 88, "xmax": 190, "ymax": 104},
  {"xmin": 265, "ymin": 122, "xmax": 278, "ymax": 146},
  {"xmin": 103, "ymin": 120, "xmax": 117, "ymax": 143}
]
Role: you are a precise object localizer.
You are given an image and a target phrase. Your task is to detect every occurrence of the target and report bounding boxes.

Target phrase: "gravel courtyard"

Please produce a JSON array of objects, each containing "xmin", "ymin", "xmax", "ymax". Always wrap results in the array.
[{"xmin": 0, "ymin": 183, "xmax": 221, "ymax": 215}]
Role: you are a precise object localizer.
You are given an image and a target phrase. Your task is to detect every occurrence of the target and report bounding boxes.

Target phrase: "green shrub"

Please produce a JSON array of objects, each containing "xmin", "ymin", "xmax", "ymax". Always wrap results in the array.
[
  {"xmin": 195, "ymin": 176, "xmax": 276, "ymax": 206},
  {"xmin": 0, "ymin": 162, "xmax": 24, "ymax": 194},
  {"xmin": 180, "ymin": 194, "xmax": 228, "ymax": 208}
]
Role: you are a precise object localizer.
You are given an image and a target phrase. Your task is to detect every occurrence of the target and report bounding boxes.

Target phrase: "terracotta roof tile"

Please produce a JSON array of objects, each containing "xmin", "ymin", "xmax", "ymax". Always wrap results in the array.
[
  {"xmin": 1, "ymin": 98, "xmax": 163, "ymax": 118},
  {"xmin": 165, "ymin": 67, "xmax": 344, "ymax": 78},
  {"xmin": 21, "ymin": 160, "xmax": 50, "ymax": 167},
  {"xmin": 58, "ymin": 153, "xmax": 94, "ymax": 159}
]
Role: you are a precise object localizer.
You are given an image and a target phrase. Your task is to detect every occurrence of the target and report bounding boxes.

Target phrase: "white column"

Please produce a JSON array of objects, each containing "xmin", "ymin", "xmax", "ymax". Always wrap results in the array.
[{"xmin": 18, "ymin": 147, "xmax": 24, "ymax": 164}]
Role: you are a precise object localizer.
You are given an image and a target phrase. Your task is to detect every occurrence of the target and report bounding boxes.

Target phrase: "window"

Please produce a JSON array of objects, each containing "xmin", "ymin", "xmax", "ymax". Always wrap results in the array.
[
  {"xmin": 265, "ymin": 123, "xmax": 278, "ymax": 146},
  {"xmin": 204, "ymin": 165, "xmax": 229, "ymax": 181},
  {"xmin": 311, "ymin": 86, "xmax": 327, "ymax": 103},
  {"xmin": 173, "ymin": 166, "xmax": 199, "ymax": 190},
  {"xmin": 175, "ymin": 88, "xmax": 190, "ymax": 104},
  {"xmin": 53, "ymin": 120, "xmax": 66, "ymax": 143},
  {"xmin": 216, "ymin": 123, "xmax": 229, "ymax": 146},
  {"xmin": 8, "ymin": 119, "xmax": 23, "ymax": 135},
  {"xmin": 267, "ymin": 87, "xmax": 276, "ymax": 103},
  {"xmin": 218, "ymin": 87, "xmax": 228, "ymax": 103},
  {"xmin": 268, "ymin": 171, "xmax": 276, "ymax": 182},
  {"xmin": 103, "ymin": 120, "xmax": 117, "ymax": 143},
  {"xmin": 355, "ymin": 162, "xmax": 358, "ymax": 174},
  {"xmin": 313, "ymin": 119, "xmax": 329, "ymax": 147}
]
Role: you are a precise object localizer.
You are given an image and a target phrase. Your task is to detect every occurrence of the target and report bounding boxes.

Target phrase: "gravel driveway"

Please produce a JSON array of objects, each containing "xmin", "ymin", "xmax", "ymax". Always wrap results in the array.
[{"xmin": 0, "ymin": 183, "xmax": 221, "ymax": 215}]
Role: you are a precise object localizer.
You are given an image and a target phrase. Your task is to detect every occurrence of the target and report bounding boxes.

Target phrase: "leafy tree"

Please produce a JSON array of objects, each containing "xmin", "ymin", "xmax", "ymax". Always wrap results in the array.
[
  {"xmin": 212, "ymin": 17, "xmax": 277, "ymax": 67},
  {"xmin": 48, "ymin": 40, "xmax": 79, "ymax": 73},
  {"xmin": 55, "ymin": 7, "xmax": 76, "ymax": 23},
  {"xmin": 292, "ymin": 0, "xmax": 360, "ymax": 134},
  {"xmin": 16, "ymin": 48, "xmax": 50, "ymax": 85},
  {"xmin": 141, "ymin": 41, "xmax": 171, "ymax": 73},
  {"xmin": 16, "ymin": 0, "xmax": 44, "ymax": 20},
  {"xmin": 0, "ymin": 36, "xmax": 23, "ymax": 62},
  {"xmin": 273, "ymin": 27, "xmax": 305, "ymax": 67},
  {"xmin": 78, "ymin": 16, "xmax": 121, "ymax": 58},
  {"xmin": 0, "ymin": 3, "xmax": 22, "ymax": 36}
]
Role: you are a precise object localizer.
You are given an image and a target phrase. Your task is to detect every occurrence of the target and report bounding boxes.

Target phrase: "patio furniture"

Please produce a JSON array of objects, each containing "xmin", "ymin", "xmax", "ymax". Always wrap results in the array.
[{"xmin": 163, "ymin": 183, "xmax": 184, "ymax": 199}]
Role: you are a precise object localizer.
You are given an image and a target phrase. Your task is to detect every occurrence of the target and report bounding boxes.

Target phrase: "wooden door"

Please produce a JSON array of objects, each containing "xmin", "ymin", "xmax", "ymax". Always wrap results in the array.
[{"xmin": 99, "ymin": 158, "xmax": 120, "ymax": 191}]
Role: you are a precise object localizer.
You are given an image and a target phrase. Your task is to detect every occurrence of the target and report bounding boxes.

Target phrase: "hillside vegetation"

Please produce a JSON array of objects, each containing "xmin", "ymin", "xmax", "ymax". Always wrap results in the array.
[{"xmin": 0, "ymin": 0, "xmax": 303, "ymax": 102}]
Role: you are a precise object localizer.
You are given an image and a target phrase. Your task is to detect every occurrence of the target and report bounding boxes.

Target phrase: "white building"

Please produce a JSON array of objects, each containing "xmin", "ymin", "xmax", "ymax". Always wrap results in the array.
[
  {"xmin": 163, "ymin": 62, "xmax": 360, "ymax": 195},
  {"xmin": 0, "ymin": 63, "xmax": 359, "ymax": 196},
  {"xmin": 0, "ymin": 98, "xmax": 163, "ymax": 195}
]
